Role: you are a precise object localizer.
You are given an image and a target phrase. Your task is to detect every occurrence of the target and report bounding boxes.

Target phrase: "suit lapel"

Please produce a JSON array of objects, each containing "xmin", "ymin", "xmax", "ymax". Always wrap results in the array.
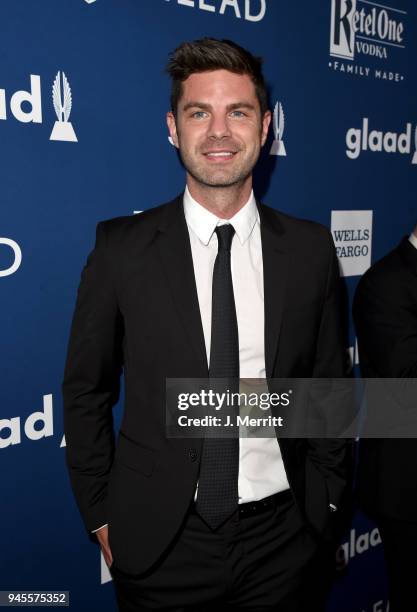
[
  {"xmin": 258, "ymin": 203, "xmax": 290, "ymax": 379},
  {"xmin": 155, "ymin": 196, "xmax": 209, "ymax": 376},
  {"xmin": 399, "ymin": 236, "xmax": 417, "ymax": 278}
]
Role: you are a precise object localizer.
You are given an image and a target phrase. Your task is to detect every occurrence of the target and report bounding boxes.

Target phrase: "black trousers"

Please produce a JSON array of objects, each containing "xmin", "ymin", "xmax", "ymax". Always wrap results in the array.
[
  {"xmin": 377, "ymin": 516, "xmax": 417, "ymax": 612},
  {"xmin": 110, "ymin": 495, "xmax": 331, "ymax": 611}
]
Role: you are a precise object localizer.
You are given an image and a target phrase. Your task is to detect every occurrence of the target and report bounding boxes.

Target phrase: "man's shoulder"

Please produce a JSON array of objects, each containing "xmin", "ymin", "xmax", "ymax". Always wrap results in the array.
[
  {"xmin": 100, "ymin": 195, "xmax": 182, "ymax": 233},
  {"xmin": 356, "ymin": 240, "xmax": 404, "ymax": 296},
  {"xmin": 95, "ymin": 194, "xmax": 183, "ymax": 248},
  {"xmin": 259, "ymin": 202, "xmax": 333, "ymax": 249},
  {"xmin": 353, "ymin": 241, "xmax": 412, "ymax": 318}
]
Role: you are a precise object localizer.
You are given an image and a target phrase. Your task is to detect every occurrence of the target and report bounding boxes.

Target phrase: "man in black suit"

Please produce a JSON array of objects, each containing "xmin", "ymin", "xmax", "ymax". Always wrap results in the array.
[
  {"xmin": 63, "ymin": 38, "xmax": 350, "ymax": 611},
  {"xmin": 353, "ymin": 229, "xmax": 417, "ymax": 611}
]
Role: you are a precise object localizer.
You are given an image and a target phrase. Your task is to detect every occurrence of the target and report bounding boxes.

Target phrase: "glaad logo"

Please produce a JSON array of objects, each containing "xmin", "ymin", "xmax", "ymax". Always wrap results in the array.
[
  {"xmin": 0, "ymin": 72, "xmax": 77, "ymax": 141},
  {"xmin": 335, "ymin": 526, "xmax": 381, "ymax": 570},
  {"xmin": 346, "ymin": 118, "xmax": 417, "ymax": 164},
  {"xmin": 0, "ymin": 75, "xmax": 42, "ymax": 123},
  {"xmin": 0, "ymin": 394, "xmax": 53, "ymax": 449},
  {"xmin": 165, "ymin": 0, "xmax": 267, "ymax": 22},
  {"xmin": 0, "ymin": 238, "xmax": 22, "ymax": 277},
  {"xmin": 329, "ymin": 0, "xmax": 407, "ymax": 83},
  {"xmin": 331, "ymin": 210, "xmax": 373, "ymax": 278},
  {"xmin": 270, "ymin": 101, "xmax": 286, "ymax": 157},
  {"xmin": 50, "ymin": 71, "xmax": 77, "ymax": 142}
]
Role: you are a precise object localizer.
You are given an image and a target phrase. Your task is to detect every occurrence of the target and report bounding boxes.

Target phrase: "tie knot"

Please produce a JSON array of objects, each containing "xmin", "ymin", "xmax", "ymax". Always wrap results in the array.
[{"xmin": 215, "ymin": 224, "xmax": 235, "ymax": 252}]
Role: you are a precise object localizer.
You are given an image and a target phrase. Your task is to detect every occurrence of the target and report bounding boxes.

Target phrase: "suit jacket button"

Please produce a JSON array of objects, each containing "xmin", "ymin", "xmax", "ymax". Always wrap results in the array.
[{"xmin": 188, "ymin": 448, "xmax": 198, "ymax": 462}]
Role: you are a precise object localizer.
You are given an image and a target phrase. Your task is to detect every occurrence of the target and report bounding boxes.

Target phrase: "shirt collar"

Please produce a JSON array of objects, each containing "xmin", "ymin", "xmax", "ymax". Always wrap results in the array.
[
  {"xmin": 409, "ymin": 232, "xmax": 417, "ymax": 251},
  {"xmin": 183, "ymin": 185, "xmax": 259, "ymax": 246}
]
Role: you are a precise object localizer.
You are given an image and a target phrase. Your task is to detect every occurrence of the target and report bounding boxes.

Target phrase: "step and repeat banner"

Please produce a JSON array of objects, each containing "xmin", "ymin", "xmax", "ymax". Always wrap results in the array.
[{"xmin": 1, "ymin": 1, "xmax": 416, "ymax": 610}]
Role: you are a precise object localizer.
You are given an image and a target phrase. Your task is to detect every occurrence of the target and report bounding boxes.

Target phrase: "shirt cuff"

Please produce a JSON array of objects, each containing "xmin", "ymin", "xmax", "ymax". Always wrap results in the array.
[{"xmin": 91, "ymin": 523, "xmax": 108, "ymax": 533}]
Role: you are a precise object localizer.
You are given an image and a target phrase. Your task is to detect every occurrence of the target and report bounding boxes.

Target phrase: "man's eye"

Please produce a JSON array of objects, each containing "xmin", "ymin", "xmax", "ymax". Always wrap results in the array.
[
  {"xmin": 192, "ymin": 111, "xmax": 207, "ymax": 119},
  {"xmin": 230, "ymin": 110, "xmax": 245, "ymax": 118}
]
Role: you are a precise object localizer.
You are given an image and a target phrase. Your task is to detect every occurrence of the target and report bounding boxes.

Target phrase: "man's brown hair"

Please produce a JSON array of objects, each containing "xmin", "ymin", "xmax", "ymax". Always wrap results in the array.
[{"xmin": 166, "ymin": 38, "xmax": 269, "ymax": 117}]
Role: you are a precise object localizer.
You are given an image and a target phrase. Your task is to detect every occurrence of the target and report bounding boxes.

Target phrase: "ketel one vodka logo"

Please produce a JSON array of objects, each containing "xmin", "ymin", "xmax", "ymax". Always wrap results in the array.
[
  {"xmin": 270, "ymin": 101, "xmax": 286, "ymax": 157},
  {"xmin": 50, "ymin": 71, "xmax": 78, "ymax": 142},
  {"xmin": 330, "ymin": 0, "xmax": 405, "ymax": 61}
]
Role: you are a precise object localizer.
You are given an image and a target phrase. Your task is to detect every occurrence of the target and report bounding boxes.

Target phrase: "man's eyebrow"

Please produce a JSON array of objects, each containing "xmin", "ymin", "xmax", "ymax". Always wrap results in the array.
[
  {"xmin": 182, "ymin": 101, "xmax": 257, "ymax": 112},
  {"xmin": 226, "ymin": 102, "xmax": 257, "ymax": 112},
  {"xmin": 182, "ymin": 102, "xmax": 212, "ymax": 112}
]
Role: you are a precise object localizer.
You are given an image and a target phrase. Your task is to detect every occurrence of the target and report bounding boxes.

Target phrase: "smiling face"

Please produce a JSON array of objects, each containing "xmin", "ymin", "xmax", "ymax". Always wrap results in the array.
[{"xmin": 167, "ymin": 70, "xmax": 271, "ymax": 193}]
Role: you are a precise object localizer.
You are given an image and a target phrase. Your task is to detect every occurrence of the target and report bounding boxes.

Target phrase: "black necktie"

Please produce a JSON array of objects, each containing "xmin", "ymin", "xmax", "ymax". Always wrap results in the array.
[{"xmin": 195, "ymin": 224, "xmax": 240, "ymax": 530}]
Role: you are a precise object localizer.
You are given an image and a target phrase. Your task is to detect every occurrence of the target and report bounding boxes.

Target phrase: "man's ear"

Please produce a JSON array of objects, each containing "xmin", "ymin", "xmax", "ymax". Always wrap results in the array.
[
  {"xmin": 261, "ymin": 110, "xmax": 272, "ymax": 147},
  {"xmin": 167, "ymin": 111, "xmax": 179, "ymax": 148}
]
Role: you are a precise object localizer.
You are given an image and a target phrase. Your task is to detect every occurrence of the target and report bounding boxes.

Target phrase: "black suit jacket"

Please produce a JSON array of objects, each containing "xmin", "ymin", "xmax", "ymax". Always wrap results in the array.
[
  {"xmin": 353, "ymin": 237, "xmax": 417, "ymax": 521},
  {"xmin": 63, "ymin": 194, "xmax": 351, "ymax": 574}
]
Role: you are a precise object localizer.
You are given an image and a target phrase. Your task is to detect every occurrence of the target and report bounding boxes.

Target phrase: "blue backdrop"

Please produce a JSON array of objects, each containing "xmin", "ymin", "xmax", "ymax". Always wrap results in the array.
[{"xmin": 1, "ymin": 1, "xmax": 416, "ymax": 611}]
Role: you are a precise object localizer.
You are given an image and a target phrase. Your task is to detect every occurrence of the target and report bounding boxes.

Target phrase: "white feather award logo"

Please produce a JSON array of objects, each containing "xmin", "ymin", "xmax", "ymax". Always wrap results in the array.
[
  {"xmin": 270, "ymin": 101, "xmax": 286, "ymax": 156},
  {"xmin": 49, "ymin": 71, "xmax": 78, "ymax": 143}
]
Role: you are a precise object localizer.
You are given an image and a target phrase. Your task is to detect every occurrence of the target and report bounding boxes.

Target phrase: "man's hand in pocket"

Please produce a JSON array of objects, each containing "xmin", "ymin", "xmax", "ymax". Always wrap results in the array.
[{"xmin": 95, "ymin": 525, "xmax": 113, "ymax": 568}]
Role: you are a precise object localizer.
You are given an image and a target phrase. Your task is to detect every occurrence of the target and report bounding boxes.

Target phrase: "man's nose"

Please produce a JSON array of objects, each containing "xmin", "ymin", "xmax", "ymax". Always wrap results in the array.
[{"xmin": 207, "ymin": 113, "xmax": 232, "ymax": 139}]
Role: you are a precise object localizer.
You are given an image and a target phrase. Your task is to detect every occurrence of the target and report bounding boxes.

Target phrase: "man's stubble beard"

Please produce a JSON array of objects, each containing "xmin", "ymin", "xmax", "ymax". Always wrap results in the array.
[{"xmin": 177, "ymin": 137, "xmax": 261, "ymax": 189}]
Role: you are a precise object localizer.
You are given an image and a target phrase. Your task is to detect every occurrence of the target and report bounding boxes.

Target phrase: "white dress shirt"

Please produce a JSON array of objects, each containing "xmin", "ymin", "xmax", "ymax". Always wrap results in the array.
[
  {"xmin": 409, "ymin": 232, "xmax": 417, "ymax": 250},
  {"xmin": 183, "ymin": 186, "xmax": 290, "ymax": 504}
]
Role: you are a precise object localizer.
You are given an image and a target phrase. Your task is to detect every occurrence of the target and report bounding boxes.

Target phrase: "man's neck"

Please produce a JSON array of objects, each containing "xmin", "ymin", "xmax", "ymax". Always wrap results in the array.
[{"xmin": 186, "ymin": 176, "xmax": 253, "ymax": 220}]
